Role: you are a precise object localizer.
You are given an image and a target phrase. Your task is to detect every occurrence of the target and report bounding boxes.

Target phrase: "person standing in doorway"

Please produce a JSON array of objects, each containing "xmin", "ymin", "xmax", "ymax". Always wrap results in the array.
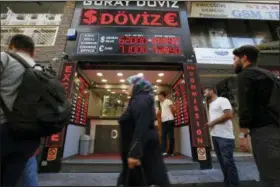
[
  {"xmin": 233, "ymin": 45, "xmax": 280, "ymax": 187},
  {"xmin": 158, "ymin": 92, "xmax": 176, "ymax": 157},
  {"xmin": 204, "ymin": 87, "xmax": 240, "ymax": 187}
]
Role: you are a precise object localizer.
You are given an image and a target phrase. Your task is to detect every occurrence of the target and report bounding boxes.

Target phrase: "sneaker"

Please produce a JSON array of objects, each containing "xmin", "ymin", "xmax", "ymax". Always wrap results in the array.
[{"xmin": 162, "ymin": 153, "xmax": 168, "ymax": 156}]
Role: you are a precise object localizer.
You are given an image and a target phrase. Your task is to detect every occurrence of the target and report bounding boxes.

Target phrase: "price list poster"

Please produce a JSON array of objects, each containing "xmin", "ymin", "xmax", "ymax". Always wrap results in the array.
[
  {"xmin": 172, "ymin": 75, "xmax": 189, "ymax": 127},
  {"xmin": 70, "ymin": 75, "xmax": 89, "ymax": 126}
]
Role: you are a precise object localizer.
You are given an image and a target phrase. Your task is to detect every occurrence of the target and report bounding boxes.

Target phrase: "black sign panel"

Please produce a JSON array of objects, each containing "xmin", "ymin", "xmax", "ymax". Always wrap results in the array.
[
  {"xmin": 80, "ymin": 9, "xmax": 181, "ymax": 27},
  {"xmin": 77, "ymin": 32, "xmax": 183, "ymax": 57}
]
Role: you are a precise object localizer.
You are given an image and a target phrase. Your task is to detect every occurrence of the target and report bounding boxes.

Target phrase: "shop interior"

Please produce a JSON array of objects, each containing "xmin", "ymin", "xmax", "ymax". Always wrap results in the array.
[{"xmin": 63, "ymin": 67, "xmax": 196, "ymax": 159}]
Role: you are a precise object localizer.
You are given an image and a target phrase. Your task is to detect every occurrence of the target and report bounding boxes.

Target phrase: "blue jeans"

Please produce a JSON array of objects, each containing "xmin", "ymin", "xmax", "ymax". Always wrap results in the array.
[
  {"xmin": 23, "ymin": 156, "xmax": 38, "ymax": 187},
  {"xmin": 212, "ymin": 137, "xmax": 240, "ymax": 187}
]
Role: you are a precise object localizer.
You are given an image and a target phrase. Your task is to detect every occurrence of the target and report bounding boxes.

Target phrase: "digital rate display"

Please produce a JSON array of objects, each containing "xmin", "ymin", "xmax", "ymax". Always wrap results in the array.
[{"xmin": 77, "ymin": 33, "xmax": 183, "ymax": 57}]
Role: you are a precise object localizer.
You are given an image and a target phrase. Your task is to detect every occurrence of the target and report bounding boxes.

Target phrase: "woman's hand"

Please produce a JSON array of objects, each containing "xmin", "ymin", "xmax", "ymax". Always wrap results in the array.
[{"xmin": 127, "ymin": 157, "xmax": 141, "ymax": 169}]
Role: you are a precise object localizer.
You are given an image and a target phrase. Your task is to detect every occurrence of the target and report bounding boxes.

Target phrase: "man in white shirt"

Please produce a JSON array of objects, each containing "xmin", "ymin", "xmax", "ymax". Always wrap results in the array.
[
  {"xmin": 158, "ymin": 92, "xmax": 176, "ymax": 156},
  {"xmin": 204, "ymin": 87, "xmax": 240, "ymax": 187}
]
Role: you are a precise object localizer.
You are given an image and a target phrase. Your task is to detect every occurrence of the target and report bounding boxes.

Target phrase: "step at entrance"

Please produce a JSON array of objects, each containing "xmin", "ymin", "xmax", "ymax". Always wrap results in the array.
[{"xmin": 61, "ymin": 154, "xmax": 199, "ymax": 173}]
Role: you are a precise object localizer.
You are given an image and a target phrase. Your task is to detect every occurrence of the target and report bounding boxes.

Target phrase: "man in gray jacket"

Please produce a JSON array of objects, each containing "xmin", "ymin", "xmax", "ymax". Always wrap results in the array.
[{"xmin": 0, "ymin": 34, "xmax": 40, "ymax": 186}]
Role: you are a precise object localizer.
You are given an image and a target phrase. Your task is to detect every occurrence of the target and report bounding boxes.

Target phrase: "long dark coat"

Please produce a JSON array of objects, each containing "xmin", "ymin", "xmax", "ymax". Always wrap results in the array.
[{"xmin": 117, "ymin": 92, "xmax": 170, "ymax": 187}]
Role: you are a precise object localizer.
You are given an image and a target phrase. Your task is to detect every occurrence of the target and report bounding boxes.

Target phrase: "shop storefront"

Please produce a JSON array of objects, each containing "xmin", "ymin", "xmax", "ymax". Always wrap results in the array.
[
  {"xmin": 39, "ymin": 1, "xmax": 213, "ymax": 173},
  {"xmin": 188, "ymin": 1, "xmax": 280, "ymax": 151}
]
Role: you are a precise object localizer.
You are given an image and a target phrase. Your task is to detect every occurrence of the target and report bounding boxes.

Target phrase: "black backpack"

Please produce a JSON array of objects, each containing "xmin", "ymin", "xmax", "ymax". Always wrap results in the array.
[
  {"xmin": 249, "ymin": 67, "xmax": 280, "ymax": 126},
  {"xmin": 0, "ymin": 52, "xmax": 71, "ymax": 138}
]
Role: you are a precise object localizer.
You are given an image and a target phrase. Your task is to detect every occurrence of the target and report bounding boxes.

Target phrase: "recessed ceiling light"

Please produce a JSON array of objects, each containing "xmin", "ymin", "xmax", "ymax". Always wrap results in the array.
[
  {"xmin": 122, "ymin": 89, "xmax": 126, "ymax": 92},
  {"xmin": 138, "ymin": 73, "xmax": 144, "ymax": 77},
  {"xmin": 117, "ymin": 73, "xmax": 123, "ymax": 76},
  {"xmin": 107, "ymin": 89, "xmax": 111, "ymax": 92},
  {"xmin": 97, "ymin": 73, "xmax": 103, "ymax": 76},
  {"xmin": 121, "ymin": 85, "xmax": 127, "ymax": 89},
  {"xmin": 154, "ymin": 90, "xmax": 157, "ymax": 92},
  {"xmin": 127, "ymin": 96, "xmax": 131, "ymax": 99},
  {"xmin": 120, "ymin": 79, "xmax": 125, "ymax": 83},
  {"xmin": 101, "ymin": 79, "xmax": 107, "ymax": 83},
  {"xmin": 156, "ymin": 79, "xmax": 162, "ymax": 83},
  {"xmin": 158, "ymin": 73, "xmax": 164, "ymax": 77},
  {"xmin": 111, "ymin": 92, "xmax": 115, "ymax": 94}
]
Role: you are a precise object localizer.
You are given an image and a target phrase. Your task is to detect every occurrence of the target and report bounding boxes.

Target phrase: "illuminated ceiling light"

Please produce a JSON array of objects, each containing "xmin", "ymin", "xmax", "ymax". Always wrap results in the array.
[
  {"xmin": 156, "ymin": 79, "xmax": 162, "ymax": 83},
  {"xmin": 127, "ymin": 96, "xmax": 131, "ymax": 99},
  {"xmin": 121, "ymin": 85, "xmax": 127, "ymax": 89},
  {"xmin": 101, "ymin": 79, "xmax": 107, "ymax": 83},
  {"xmin": 117, "ymin": 73, "xmax": 123, "ymax": 76},
  {"xmin": 120, "ymin": 79, "xmax": 125, "ymax": 83},
  {"xmin": 138, "ymin": 73, "xmax": 144, "ymax": 77},
  {"xmin": 154, "ymin": 90, "xmax": 157, "ymax": 93},
  {"xmin": 111, "ymin": 92, "xmax": 115, "ymax": 94},
  {"xmin": 97, "ymin": 73, "xmax": 103, "ymax": 76},
  {"xmin": 107, "ymin": 89, "xmax": 111, "ymax": 92},
  {"xmin": 154, "ymin": 85, "xmax": 157, "ymax": 88},
  {"xmin": 158, "ymin": 73, "xmax": 164, "ymax": 77},
  {"xmin": 122, "ymin": 89, "xmax": 126, "ymax": 92}
]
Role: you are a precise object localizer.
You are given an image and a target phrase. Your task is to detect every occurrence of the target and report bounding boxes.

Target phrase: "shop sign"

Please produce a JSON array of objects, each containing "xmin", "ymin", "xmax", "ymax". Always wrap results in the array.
[
  {"xmin": 190, "ymin": 2, "xmax": 279, "ymax": 20},
  {"xmin": 80, "ymin": 9, "xmax": 180, "ymax": 27},
  {"xmin": 45, "ymin": 128, "xmax": 66, "ymax": 147},
  {"xmin": 194, "ymin": 48, "xmax": 234, "ymax": 65},
  {"xmin": 197, "ymin": 147, "xmax": 207, "ymax": 161},
  {"xmin": 47, "ymin": 148, "xmax": 58, "ymax": 161},
  {"xmin": 82, "ymin": 1, "xmax": 180, "ymax": 9},
  {"xmin": 184, "ymin": 64, "xmax": 209, "ymax": 147},
  {"xmin": 60, "ymin": 62, "xmax": 77, "ymax": 97}
]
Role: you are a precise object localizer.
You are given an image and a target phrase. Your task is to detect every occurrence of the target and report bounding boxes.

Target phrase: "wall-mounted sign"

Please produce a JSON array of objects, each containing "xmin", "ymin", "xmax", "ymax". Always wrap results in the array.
[
  {"xmin": 194, "ymin": 48, "xmax": 234, "ymax": 65},
  {"xmin": 82, "ymin": 1, "xmax": 180, "ymax": 9},
  {"xmin": 77, "ymin": 32, "xmax": 183, "ymax": 57},
  {"xmin": 80, "ymin": 9, "xmax": 181, "ymax": 27},
  {"xmin": 172, "ymin": 76, "xmax": 189, "ymax": 127},
  {"xmin": 190, "ymin": 2, "xmax": 279, "ymax": 21},
  {"xmin": 184, "ymin": 64, "xmax": 209, "ymax": 147}
]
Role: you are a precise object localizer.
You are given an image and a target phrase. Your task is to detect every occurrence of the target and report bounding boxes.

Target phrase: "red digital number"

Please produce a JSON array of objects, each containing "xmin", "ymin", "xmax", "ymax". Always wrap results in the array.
[
  {"xmin": 152, "ymin": 37, "xmax": 180, "ymax": 45},
  {"xmin": 153, "ymin": 46, "xmax": 181, "ymax": 55},
  {"xmin": 120, "ymin": 45, "xmax": 148, "ymax": 54},
  {"xmin": 119, "ymin": 36, "xmax": 148, "ymax": 45}
]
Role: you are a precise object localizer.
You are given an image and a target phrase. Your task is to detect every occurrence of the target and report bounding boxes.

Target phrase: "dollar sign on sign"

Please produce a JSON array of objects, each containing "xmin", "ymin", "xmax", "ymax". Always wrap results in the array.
[
  {"xmin": 100, "ymin": 36, "xmax": 105, "ymax": 43},
  {"xmin": 82, "ymin": 10, "xmax": 97, "ymax": 25}
]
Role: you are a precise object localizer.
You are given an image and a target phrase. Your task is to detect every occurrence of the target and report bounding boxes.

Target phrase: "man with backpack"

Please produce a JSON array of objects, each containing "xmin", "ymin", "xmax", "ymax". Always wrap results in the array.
[
  {"xmin": 0, "ymin": 34, "xmax": 71, "ymax": 186},
  {"xmin": 233, "ymin": 45, "xmax": 280, "ymax": 187}
]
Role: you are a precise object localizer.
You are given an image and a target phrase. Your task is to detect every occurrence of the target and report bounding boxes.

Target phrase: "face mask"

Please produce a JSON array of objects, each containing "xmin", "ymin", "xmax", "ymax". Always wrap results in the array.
[{"xmin": 234, "ymin": 59, "xmax": 243, "ymax": 74}]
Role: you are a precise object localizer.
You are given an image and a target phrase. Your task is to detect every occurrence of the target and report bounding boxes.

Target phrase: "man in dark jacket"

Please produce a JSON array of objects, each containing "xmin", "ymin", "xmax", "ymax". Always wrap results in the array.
[
  {"xmin": 0, "ymin": 34, "xmax": 40, "ymax": 186},
  {"xmin": 233, "ymin": 45, "xmax": 280, "ymax": 187}
]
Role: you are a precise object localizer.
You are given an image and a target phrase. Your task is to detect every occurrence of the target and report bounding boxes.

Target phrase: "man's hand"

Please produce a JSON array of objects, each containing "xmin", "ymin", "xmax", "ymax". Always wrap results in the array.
[
  {"xmin": 239, "ymin": 137, "xmax": 249, "ymax": 152},
  {"xmin": 127, "ymin": 158, "xmax": 141, "ymax": 169},
  {"xmin": 205, "ymin": 121, "xmax": 215, "ymax": 129}
]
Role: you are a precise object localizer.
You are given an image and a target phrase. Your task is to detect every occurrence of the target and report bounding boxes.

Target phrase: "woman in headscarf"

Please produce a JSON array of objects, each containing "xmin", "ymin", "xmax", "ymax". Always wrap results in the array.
[{"xmin": 117, "ymin": 75, "xmax": 170, "ymax": 187}]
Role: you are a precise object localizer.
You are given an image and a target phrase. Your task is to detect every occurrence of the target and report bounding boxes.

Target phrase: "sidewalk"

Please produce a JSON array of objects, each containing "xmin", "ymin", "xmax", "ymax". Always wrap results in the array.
[{"xmin": 39, "ymin": 161, "xmax": 259, "ymax": 186}]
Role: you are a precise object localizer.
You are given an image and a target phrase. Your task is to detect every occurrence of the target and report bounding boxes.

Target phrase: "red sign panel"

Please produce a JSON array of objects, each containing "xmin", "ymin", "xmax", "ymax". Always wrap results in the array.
[
  {"xmin": 80, "ymin": 9, "xmax": 181, "ymax": 27},
  {"xmin": 45, "ymin": 62, "xmax": 76, "ymax": 147},
  {"xmin": 172, "ymin": 75, "xmax": 189, "ymax": 127},
  {"xmin": 184, "ymin": 64, "xmax": 209, "ymax": 147}
]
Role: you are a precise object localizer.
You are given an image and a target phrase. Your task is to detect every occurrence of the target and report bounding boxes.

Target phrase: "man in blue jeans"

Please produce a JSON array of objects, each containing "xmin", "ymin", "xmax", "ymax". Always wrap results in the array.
[{"xmin": 204, "ymin": 88, "xmax": 240, "ymax": 187}]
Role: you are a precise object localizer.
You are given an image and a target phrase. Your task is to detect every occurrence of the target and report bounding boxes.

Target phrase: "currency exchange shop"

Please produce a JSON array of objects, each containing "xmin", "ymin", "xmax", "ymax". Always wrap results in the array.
[{"xmin": 38, "ymin": 1, "xmax": 212, "ymax": 173}]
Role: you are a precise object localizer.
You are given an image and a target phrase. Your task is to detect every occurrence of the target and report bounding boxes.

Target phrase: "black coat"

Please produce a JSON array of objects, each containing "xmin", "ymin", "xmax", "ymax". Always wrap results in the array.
[{"xmin": 117, "ymin": 93, "xmax": 170, "ymax": 186}]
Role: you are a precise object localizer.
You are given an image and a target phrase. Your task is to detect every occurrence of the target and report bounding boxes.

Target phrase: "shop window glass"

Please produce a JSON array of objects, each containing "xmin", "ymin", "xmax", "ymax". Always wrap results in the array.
[
  {"xmin": 269, "ymin": 21, "xmax": 280, "ymax": 40},
  {"xmin": 207, "ymin": 20, "xmax": 232, "ymax": 49},
  {"xmin": 227, "ymin": 20, "xmax": 255, "ymax": 48},
  {"xmin": 189, "ymin": 19, "xmax": 209, "ymax": 48},
  {"xmin": 249, "ymin": 21, "xmax": 273, "ymax": 45}
]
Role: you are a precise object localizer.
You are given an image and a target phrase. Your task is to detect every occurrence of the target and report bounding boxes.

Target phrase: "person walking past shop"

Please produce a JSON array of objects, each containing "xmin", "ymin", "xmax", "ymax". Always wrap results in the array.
[
  {"xmin": 158, "ymin": 92, "xmax": 176, "ymax": 156},
  {"xmin": 117, "ymin": 75, "xmax": 170, "ymax": 187},
  {"xmin": 233, "ymin": 45, "xmax": 280, "ymax": 187},
  {"xmin": 204, "ymin": 87, "xmax": 240, "ymax": 187},
  {"xmin": 0, "ymin": 34, "xmax": 41, "ymax": 186}
]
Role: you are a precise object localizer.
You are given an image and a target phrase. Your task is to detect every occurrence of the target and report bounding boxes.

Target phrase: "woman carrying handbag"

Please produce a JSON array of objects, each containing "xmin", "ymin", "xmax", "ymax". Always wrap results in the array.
[{"xmin": 117, "ymin": 75, "xmax": 170, "ymax": 187}]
